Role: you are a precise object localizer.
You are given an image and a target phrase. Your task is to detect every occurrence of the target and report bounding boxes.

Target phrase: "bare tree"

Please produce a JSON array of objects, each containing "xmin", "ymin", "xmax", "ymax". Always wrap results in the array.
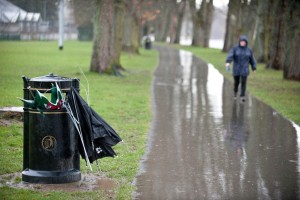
[
  {"xmin": 174, "ymin": 0, "xmax": 186, "ymax": 44},
  {"xmin": 283, "ymin": 0, "xmax": 300, "ymax": 80},
  {"xmin": 223, "ymin": 0, "xmax": 241, "ymax": 52},
  {"xmin": 190, "ymin": 0, "xmax": 214, "ymax": 47},
  {"xmin": 149, "ymin": 0, "xmax": 178, "ymax": 43},
  {"xmin": 252, "ymin": 0, "xmax": 272, "ymax": 62},
  {"xmin": 240, "ymin": 0, "xmax": 257, "ymax": 44},
  {"xmin": 266, "ymin": 0, "xmax": 286, "ymax": 70},
  {"xmin": 156, "ymin": 1, "xmax": 173, "ymax": 42},
  {"xmin": 122, "ymin": 0, "xmax": 141, "ymax": 54},
  {"xmin": 168, "ymin": 3, "xmax": 180, "ymax": 43},
  {"xmin": 251, "ymin": 0, "xmax": 300, "ymax": 80},
  {"xmin": 90, "ymin": 0, "xmax": 124, "ymax": 75},
  {"xmin": 223, "ymin": 0, "xmax": 257, "ymax": 51}
]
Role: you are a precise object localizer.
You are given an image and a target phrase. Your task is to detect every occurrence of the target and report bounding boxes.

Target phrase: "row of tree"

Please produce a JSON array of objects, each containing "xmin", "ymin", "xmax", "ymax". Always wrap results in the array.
[
  {"xmin": 74, "ymin": 0, "xmax": 177, "ymax": 74},
  {"xmin": 84, "ymin": 0, "xmax": 215, "ymax": 75},
  {"xmin": 224, "ymin": 0, "xmax": 300, "ymax": 80},
  {"xmin": 86, "ymin": 0, "xmax": 300, "ymax": 81},
  {"xmin": 73, "ymin": 0, "xmax": 151, "ymax": 74},
  {"xmin": 10, "ymin": 0, "xmax": 300, "ymax": 80}
]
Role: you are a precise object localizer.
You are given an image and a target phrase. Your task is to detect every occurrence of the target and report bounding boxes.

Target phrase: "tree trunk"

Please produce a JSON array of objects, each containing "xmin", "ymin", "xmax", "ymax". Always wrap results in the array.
[
  {"xmin": 253, "ymin": 1, "xmax": 271, "ymax": 62},
  {"xmin": 190, "ymin": 0, "xmax": 214, "ymax": 47},
  {"xmin": 122, "ymin": 0, "xmax": 140, "ymax": 54},
  {"xmin": 165, "ymin": 1, "xmax": 178, "ymax": 43},
  {"xmin": 174, "ymin": 0, "xmax": 186, "ymax": 44},
  {"xmin": 113, "ymin": 0, "xmax": 125, "ymax": 67},
  {"xmin": 90, "ymin": 0, "xmax": 124, "ymax": 75},
  {"xmin": 169, "ymin": 8, "xmax": 179, "ymax": 43},
  {"xmin": 223, "ymin": 0, "xmax": 258, "ymax": 52},
  {"xmin": 189, "ymin": 0, "xmax": 198, "ymax": 45},
  {"xmin": 223, "ymin": 0, "xmax": 241, "ymax": 52},
  {"xmin": 283, "ymin": 0, "xmax": 300, "ymax": 80},
  {"xmin": 241, "ymin": 0, "xmax": 257, "ymax": 47},
  {"xmin": 156, "ymin": 1, "xmax": 172, "ymax": 42},
  {"xmin": 202, "ymin": 0, "xmax": 214, "ymax": 47},
  {"xmin": 266, "ymin": 0, "xmax": 286, "ymax": 70}
]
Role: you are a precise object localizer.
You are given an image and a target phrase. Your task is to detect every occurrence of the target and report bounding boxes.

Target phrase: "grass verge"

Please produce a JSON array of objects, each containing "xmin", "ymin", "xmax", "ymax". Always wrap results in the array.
[
  {"xmin": 0, "ymin": 41, "xmax": 158, "ymax": 199},
  {"xmin": 171, "ymin": 44, "xmax": 300, "ymax": 126}
]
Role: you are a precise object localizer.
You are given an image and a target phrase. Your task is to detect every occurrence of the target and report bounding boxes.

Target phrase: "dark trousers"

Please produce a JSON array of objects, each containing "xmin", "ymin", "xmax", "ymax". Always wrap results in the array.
[{"xmin": 234, "ymin": 76, "xmax": 247, "ymax": 97}]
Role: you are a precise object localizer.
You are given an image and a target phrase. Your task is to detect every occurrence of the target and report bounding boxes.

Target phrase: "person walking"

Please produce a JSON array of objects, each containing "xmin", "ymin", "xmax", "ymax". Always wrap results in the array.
[{"xmin": 225, "ymin": 35, "xmax": 256, "ymax": 102}]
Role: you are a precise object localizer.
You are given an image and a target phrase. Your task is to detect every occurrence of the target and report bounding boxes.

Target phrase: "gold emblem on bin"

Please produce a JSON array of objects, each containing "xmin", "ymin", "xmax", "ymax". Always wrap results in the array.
[{"xmin": 41, "ymin": 136, "xmax": 57, "ymax": 151}]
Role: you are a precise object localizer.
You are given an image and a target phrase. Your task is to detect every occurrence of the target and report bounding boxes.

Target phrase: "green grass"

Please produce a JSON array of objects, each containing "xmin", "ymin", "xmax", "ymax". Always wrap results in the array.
[
  {"xmin": 172, "ymin": 44, "xmax": 300, "ymax": 125},
  {"xmin": 0, "ymin": 41, "xmax": 158, "ymax": 199},
  {"xmin": 1, "ymin": 41, "xmax": 299, "ymax": 199},
  {"xmin": 0, "ymin": 186, "xmax": 108, "ymax": 200},
  {"xmin": 0, "ymin": 124, "xmax": 23, "ymax": 174}
]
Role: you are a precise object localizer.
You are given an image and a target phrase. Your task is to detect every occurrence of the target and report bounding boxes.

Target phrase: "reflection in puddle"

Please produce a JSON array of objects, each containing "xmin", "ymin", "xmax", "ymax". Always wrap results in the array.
[
  {"xmin": 179, "ymin": 50, "xmax": 194, "ymax": 120},
  {"xmin": 207, "ymin": 63, "xmax": 224, "ymax": 123},
  {"xmin": 179, "ymin": 50, "xmax": 192, "ymax": 88},
  {"xmin": 256, "ymin": 167, "xmax": 272, "ymax": 200}
]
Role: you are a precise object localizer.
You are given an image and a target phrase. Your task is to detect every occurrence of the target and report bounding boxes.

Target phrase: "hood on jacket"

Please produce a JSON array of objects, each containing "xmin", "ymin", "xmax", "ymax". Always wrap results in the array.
[{"xmin": 239, "ymin": 35, "xmax": 248, "ymax": 47}]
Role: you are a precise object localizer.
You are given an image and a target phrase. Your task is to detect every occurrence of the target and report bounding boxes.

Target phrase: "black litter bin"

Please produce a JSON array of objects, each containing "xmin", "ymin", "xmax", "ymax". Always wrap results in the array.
[
  {"xmin": 145, "ymin": 36, "xmax": 152, "ymax": 50},
  {"xmin": 22, "ymin": 73, "xmax": 81, "ymax": 184}
]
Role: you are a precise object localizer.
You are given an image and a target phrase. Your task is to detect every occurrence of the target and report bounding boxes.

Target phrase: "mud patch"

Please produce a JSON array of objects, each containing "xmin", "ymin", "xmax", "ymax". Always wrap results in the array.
[
  {"xmin": 0, "ymin": 107, "xmax": 23, "ymax": 126},
  {"xmin": 0, "ymin": 118, "xmax": 22, "ymax": 126},
  {"xmin": 0, "ymin": 172, "xmax": 116, "ymax": 198}
]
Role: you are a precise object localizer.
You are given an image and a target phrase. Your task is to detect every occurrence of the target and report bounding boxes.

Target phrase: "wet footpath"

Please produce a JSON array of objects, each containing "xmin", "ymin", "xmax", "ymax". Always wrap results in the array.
[{"xmin": 133, "ymin": 46, "xmax": 300, "ymax": 200}]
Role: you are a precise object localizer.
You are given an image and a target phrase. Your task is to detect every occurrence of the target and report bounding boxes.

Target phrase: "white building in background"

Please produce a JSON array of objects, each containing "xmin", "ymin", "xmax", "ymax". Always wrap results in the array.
[
  {"xmin": 0, "ymin": 0, "xmax": 77, "ymax": 40},
  {"xmin": 0, "ymin": 0, "xmax": 41, "ymax": 39}
]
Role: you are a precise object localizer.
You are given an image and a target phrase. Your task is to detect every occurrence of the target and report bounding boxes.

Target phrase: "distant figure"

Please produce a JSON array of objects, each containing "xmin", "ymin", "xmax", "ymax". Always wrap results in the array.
[
  {"xmin": 225, "ymin": 35, "xmax": 256, "ymax": 102},
  {"xmin": 144, "ymin": 35, "xmax": 152, "ymax": 50}
]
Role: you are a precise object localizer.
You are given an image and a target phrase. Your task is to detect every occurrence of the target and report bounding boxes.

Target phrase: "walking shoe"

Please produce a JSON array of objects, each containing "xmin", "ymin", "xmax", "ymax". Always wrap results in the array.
[
  {"xmin": 234, "ymin": 93, "xmax": 237, "ymax": 100},
  {"xmin": 240, "ymin": 96, "xmax": 246, "ymax": 102}
]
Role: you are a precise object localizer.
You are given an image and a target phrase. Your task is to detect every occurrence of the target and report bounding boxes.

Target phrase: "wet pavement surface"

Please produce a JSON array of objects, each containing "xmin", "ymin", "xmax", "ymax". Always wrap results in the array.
[{"xmin": 134, "ymin": 46, "xmax": 300, "ymax": 200}]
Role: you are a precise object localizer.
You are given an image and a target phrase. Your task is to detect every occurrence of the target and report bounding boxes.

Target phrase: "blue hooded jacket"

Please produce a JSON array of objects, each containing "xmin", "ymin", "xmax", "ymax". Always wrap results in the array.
[{"xmin": 226, "ymin": 35, "xmax": 256, "ymax": 76}]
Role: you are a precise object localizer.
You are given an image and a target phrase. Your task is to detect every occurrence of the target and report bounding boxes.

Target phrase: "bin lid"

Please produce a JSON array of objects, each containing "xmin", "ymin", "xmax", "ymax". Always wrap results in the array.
[{"xmin": 28, "ymin": 73, "xmax": 76, "ymax": 91}]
